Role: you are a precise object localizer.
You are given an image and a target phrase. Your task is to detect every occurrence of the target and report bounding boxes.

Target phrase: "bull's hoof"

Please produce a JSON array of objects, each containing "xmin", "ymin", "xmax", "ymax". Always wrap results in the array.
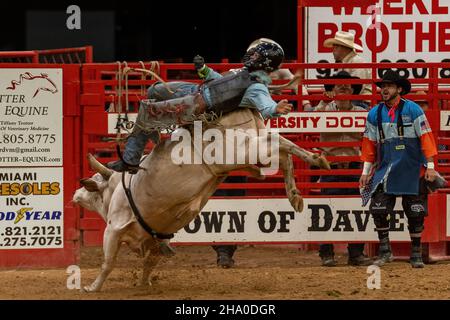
[
  {"xmin": 289, "ymin": 194, "xmax": 304, "ymax": 213},
  {"xmin": 317, "ymin": 155, "xmax": 331, "ymax": 170},
  {"xmin": 82, "ymin": 284, "xmax": 101, "ymax": 293},
  {"xmin": 139, "ymin": 280, "xmax": 153, "ymax": 287},
  {"xmin": 159, "ymin": 242, "xmax": 176, "ymax": 257}
]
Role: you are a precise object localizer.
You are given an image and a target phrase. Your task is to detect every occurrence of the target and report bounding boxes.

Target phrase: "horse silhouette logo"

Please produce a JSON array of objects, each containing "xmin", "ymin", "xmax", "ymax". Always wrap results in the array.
[{"xmin": 6, "ymin": 72, "xmax": 58, "ymax": 98}]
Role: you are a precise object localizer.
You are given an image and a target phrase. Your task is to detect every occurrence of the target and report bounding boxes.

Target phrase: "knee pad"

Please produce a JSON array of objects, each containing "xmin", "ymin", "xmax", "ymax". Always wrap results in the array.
[
  {"xmin": 407, "ymin": 216, "xmax": 424, "ymax": 234},
  {"xmin": 369, "ymin": 190, "xmax": 396, "ymax": 217},
  {"xmin": 403, "ymin": 197, "xmax": 427, "ymax": 219}
]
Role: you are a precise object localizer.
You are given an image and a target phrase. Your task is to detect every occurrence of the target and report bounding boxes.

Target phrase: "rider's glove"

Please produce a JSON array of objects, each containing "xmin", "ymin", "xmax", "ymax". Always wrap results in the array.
[{"xmin": 193, "ymin": 55, "xmax": 210, "ymax": 79}]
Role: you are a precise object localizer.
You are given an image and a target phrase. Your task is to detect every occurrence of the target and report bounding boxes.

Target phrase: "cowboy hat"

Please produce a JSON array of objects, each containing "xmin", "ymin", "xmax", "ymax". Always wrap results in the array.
[
  {"xmin": 323, "ymin": 31, "xmax": 363, "ymax": 51},
  {"xmin": 375, "ymin": 70, "xmax": 411, "ymax": 95},
  {"xmin": 324, "ymin": 71, "xmax": 362, "ymax": 94}
]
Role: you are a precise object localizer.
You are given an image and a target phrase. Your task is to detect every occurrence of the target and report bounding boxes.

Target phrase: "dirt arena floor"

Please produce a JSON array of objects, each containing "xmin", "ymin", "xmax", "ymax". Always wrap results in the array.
[{"xmin": 1, "ymin": 245, "xmax": 450, "ymax": 300}]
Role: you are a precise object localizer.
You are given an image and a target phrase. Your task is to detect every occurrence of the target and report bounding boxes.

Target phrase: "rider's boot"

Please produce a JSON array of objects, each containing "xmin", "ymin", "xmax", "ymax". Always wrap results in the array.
[{"xmin": 107, "ymin": 131, "xmax": 159, "ymax": 173}]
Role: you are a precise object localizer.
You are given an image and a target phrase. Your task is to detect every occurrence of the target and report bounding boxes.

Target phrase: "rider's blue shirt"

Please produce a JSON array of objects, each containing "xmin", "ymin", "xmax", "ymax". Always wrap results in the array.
[{"xmin": 202, "ymin": 67, "xmax": 280, "ymax": 119}]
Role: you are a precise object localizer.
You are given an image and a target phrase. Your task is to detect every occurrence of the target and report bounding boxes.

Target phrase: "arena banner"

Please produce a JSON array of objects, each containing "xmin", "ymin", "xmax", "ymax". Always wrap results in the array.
[
  {"xmin": 440, "ymin": 110, "xmax": 450, "ymax": 131},
  {"xmin": 0, "ymin": 167, "xmax": 64, "ymax": 249},
  {"xmin": 306, "ymin": 0, "xmax": 450, "ymax": 80},
  {"xmin": 107, "ymin": 112, "xmax": 368, "ymax": 134},
  {"xmin": 265, "ymin": 112, "xmax": 367, "ymax": 133},
  {"xmin": 172, "ymin": 198, "xmax": 410, "ymax": 243},
  {"xmin": 0, "ymin": 69, "xmax": 63, "ymax": 167}
]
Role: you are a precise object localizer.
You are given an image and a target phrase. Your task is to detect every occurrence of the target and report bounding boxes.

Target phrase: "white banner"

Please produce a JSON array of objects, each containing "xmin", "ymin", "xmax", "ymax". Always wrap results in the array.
[
  {"xmin": 172, "ymin": 198, "xmax": 411, "ymax": 243},
  {"xmin": 108, "ymin": 112, "xmax": 368, "ymax": 134},
  {"xmin": 265, "ymin": 112, "xmax": 367, "ymax": 133},
  {"xmin": 306, "ymin": 0, "xmax": 450, "ymax": 80},
  {"xmin": 440, "ymin": 110, "xmax": 450, "ymax": 131},
  {"xmin": 0, "ymin": 167, "xmax": 64, "ymax": 249},
  {"xmin": 0, "ymin": 69, "xmax": 63, "ymax": 166}
]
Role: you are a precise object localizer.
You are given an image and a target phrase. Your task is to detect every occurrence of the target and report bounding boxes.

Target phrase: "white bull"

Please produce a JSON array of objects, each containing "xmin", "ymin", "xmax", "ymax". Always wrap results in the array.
[
  {"xmin": 74, "ymin": 108, "xmax": 330, "ymax": 292},
  {"xmin": 73, "ymin": 165, "xmax": 173, "ymax": 288}
]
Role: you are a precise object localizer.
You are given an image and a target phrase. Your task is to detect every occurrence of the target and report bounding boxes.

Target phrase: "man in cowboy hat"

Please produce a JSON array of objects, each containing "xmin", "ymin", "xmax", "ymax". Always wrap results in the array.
[
  {"xmin": 321, "ymin": 31, "xmax": 372, "ymax": 106},
  {"xmin": 315, "ymin": 71, "xmax": 371, "ymax": 266},
  {"xmin": 359, "ymin": 70, "xmax": 438, "ymax": 268}
]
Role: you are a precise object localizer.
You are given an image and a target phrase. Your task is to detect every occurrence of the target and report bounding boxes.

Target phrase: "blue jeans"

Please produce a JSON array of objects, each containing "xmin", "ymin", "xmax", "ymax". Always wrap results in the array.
[
  {"xmin": 147, "ymin": 81, "xmax": 199, "ymax": 100},
  {"xmin": 121, "ymin": 82, "xmax": 200, "ymax": 165}
]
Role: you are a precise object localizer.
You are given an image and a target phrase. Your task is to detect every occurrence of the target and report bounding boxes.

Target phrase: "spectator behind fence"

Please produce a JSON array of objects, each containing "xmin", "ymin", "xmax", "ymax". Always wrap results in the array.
[
  {"xmin": 315, "ymin": 71, "xmax": 371, "ymax": 267},
  {"xmin": 309, "ymin": 31, "xmax": 372, "ymax": 111}
]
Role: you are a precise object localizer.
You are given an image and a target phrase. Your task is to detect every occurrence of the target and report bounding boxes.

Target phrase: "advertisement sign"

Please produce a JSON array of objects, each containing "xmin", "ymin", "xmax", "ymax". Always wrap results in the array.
[
  {"xmin": 306, "ymin": 0, "xmax": 450, "ymax": 80},
  {"xmin": 0, "ymin": 167, "xmax": 64, "ymax": 249},
  {"xmin": 172, "ymin": 198, "xmax": 411, "ymax": 243},
  {"xmin": 0, "ymin": 69, "xmax": 63, "ymax": 166}
]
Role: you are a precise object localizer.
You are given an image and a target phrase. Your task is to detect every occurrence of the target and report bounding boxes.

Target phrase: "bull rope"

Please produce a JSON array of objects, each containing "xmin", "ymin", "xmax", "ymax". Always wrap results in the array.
[{"xmin": 121, "ymin": 171, "xmax": 174, "ymax": 240}]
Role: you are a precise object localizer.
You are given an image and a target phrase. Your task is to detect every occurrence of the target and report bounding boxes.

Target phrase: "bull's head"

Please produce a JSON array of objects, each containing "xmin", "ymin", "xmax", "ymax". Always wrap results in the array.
[
  {"xmin": 73, "ymin": 173, "xmax": 110, "ymax": 212},
  {"xmin": 72, "ymin": 154, "xmax": 117, "ymax": 220}
]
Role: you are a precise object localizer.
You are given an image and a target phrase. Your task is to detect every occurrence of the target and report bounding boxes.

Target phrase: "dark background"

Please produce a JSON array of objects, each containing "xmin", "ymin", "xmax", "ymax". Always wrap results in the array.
[{"xmin": 2, "ymin": 1, "xmax": 297, "ymax": 62}]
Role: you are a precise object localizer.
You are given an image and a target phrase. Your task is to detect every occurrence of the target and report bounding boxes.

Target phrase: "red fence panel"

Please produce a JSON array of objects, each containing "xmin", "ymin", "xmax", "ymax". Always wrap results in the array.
[
  {"xmin": 0, "ymin": 51, "xmax": 39, "ymax": 63},
  {"xmin": 0, "ymin": 46, "xmax": 93, "ymax": 65},
  {"xmin": 37, "ymin": 46, "xmax": 94, "ymax": 64}
]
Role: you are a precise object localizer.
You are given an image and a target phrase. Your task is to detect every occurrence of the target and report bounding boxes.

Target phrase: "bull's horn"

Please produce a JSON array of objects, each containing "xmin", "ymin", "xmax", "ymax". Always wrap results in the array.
[
  {"xmin": 268, "ymin": 75, "xmax": 302, "ymax": 92},
  {"xmin": 87, "ymin": 153, "xmax": 113, "ymax": 180}
]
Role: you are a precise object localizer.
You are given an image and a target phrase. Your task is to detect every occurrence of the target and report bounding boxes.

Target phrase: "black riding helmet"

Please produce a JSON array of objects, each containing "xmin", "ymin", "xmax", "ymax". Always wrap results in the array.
[{"xmin": 242, "ymin": 41, "xmax": 284, "ymax": 73}]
